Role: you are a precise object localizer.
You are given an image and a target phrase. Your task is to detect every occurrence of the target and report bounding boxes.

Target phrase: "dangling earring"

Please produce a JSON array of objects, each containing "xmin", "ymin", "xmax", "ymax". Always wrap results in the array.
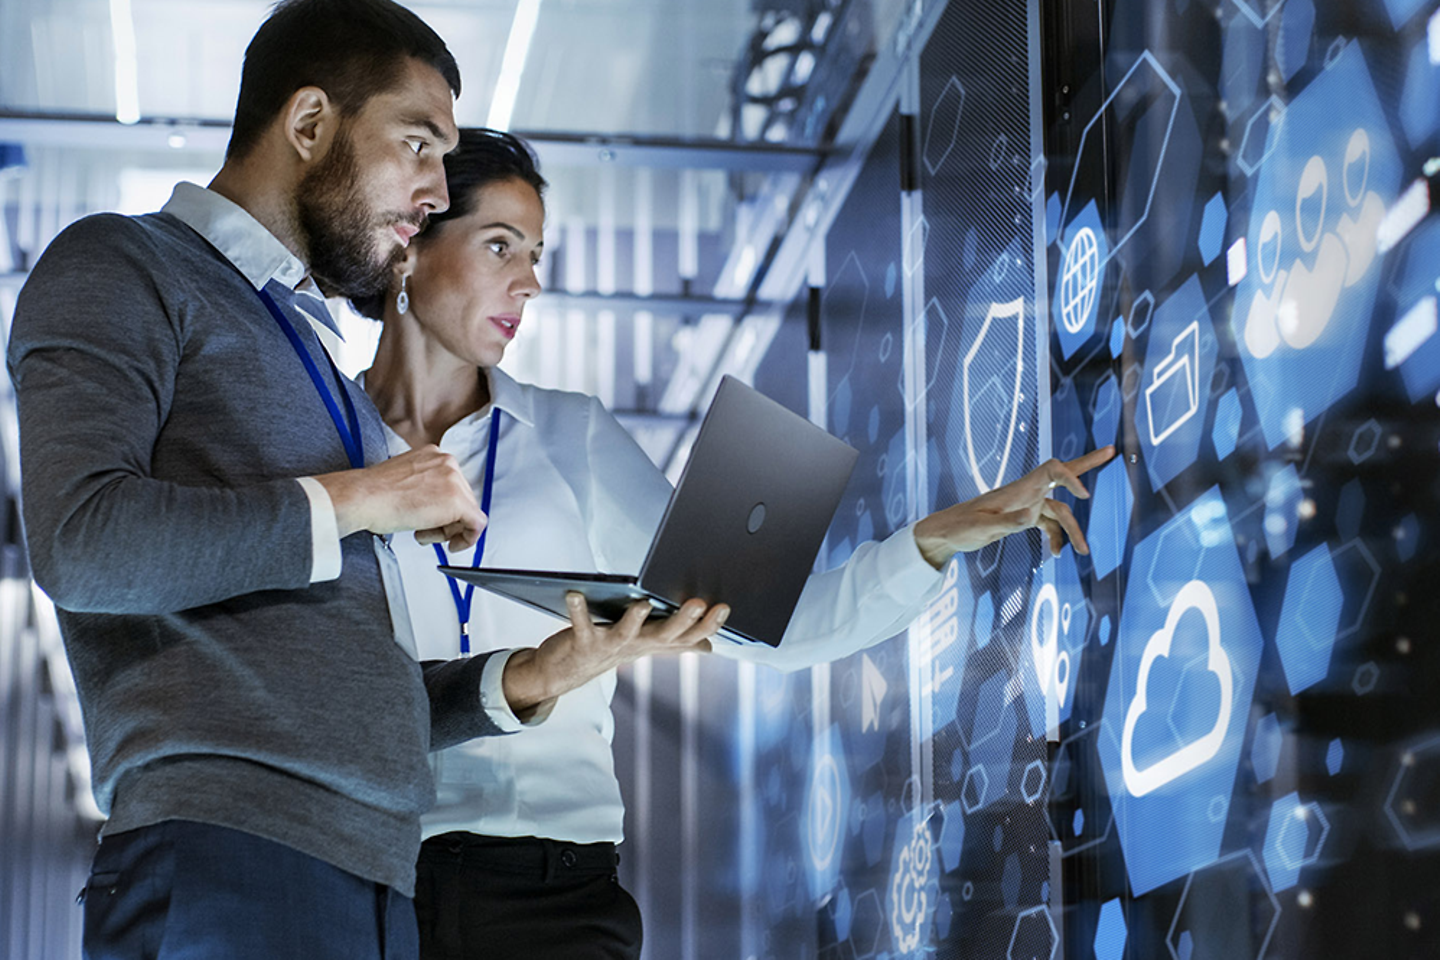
[{"xmin": 396, "ymin": 275, "xmax": 410, "ymax": 315}]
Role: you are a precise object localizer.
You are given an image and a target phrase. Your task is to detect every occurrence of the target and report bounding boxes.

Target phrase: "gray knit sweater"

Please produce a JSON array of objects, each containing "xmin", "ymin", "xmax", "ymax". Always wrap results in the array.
[{"xmin": 7, "ymin": 211, "xmax": 505, "ymax": 896}]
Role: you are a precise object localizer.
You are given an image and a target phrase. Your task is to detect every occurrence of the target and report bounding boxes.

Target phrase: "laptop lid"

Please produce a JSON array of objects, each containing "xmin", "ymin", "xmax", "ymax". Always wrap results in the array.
[
  {"xmin": 632, "ymin": 375, "xmax": 858, "ymax": 645},
  {"xmin": 441, "ymin": 376, "xmax": 857, "ymax": 647}
]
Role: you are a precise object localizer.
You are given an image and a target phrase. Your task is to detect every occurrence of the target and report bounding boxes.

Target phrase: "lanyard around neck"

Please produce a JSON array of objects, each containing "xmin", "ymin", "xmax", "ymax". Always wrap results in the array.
[
  {"xmin": 433, "ymin": 406, "xmax": 503, "ymax": 656},
  {"xmin": 256, "ymin": 287, "xmax": 365, "ymax": 470}
]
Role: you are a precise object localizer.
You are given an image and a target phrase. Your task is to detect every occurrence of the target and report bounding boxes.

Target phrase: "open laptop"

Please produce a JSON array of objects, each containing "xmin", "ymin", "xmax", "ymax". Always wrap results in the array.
[{"xmin": 439, "ymin": 375, "xmax": 858, "ymax": 647}]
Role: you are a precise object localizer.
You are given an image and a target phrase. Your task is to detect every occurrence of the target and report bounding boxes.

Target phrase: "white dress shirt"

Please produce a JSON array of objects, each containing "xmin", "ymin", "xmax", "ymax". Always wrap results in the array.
[{"xmin": 383, "ymin": 366, "xmax": 945, "ymax": 843}]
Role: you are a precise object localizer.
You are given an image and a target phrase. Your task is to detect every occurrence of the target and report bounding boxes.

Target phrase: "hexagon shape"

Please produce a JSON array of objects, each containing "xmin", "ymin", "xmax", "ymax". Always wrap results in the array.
[
  {"xmin": 1109, "ymin": 316, "xmax": 1126, "ymax": 358},
  {"xmin": 887, "ymin": 810, "xmax": 939, "ymax": 955},
  {"xmin": 1335, "ymin": 479, "xmax": 1364, "ymax": 540},
  {"xmin": 1212, "ymin": 388, "xmax": 1242, "ymax": 459},
  {"xmin": 1008, "ymin": 905, "xmax": 1058, "ymax": 960},
  {"xmin": 1091, "ymin": 373, "xmax": 1122, "ymax": 447},
  {"xmin": 850, "ymin": 888, "xmax": 885, "ymax": 958},
  {"xmin": 1136, "ymin": 276, "xmax": 1220, "ymax": 492},
  {"xmin": 1088, "ymin": 458, "xmax": 1134, "ymax": 580},
  {"xmin": 1251, "ymin": 712, "xmax": 1283, "ymax": 783},
  {"xmin": 1235, "ymin": 47, "xmax": 1402, "ymax": 450},
  {"xmin": 1236, "ymin": 96, "xmax": 1285, "ymax": 177},
  {"xmin": 1327, "ymin": 739, "xmax": 1344, "ymax": 775},
  {"xmin": 1023, "ymin": 546, "xmax": 1091, "ymax": 736},
  {"xmin": 962, "ymin": 765, "xmax": 990, "ymax": 814},
  {"xmin": 1054, "ymin": 200, "xmax": 1109, "ymax": 359},
  {"xmin": 1385, "ymin": 734, "xmax": 1440, "ymax": 850},
  {"xmin": 965, "ymin": 670, "xmax": 1010, "ymax": 749},
  {"xmin": 1262, "ymin": 793, "xmax": 1330, "ymax": 891},
  {"xmin": 1277, "ymin": 0, "xmax": 1315, "ymax": 82},
  {"xmin": 1198, "ymin": 193, "xmax": 1228, "ymax": 265},
  {"xmin": 1021, "ymin": 760, "xmax": 1047, "ymax": 804},
  {"xmin": 1348, "ymin": 419, "xmax": 1382, "ymax": 465},
  {"xmin": 1353, "ymin": 661, "xmax": 1380, "ymax": 696},
  {"xmin": 1061, "ymin": 52, "xmax": 1181, "ymax": 260},
  {"xmin": 1098, "ymin": 489, "xmax": 1265, "ymax": 895},
  {"xmin": 1332, "ymin": 539, "xmax": 1381, "ymax": 641},
  {"xmin": 1095, "ymin": 898, "xmax": 1128, "ymax": 960},
  {"xmin": 1262, "ymin": 465, "xmax": 1302, "ymax": 559},
  {"xmin": 1126, "ymin": 289, "xmax": 1155, "ymax": 339},
  {"xmin": 1231, "ymin": 0, "xmax": 1284, "ymax": 28},
  {"xmin": 904, "ymin": 297, "xmax": 958, "ymax": 412},
  {"xmin": 1099, "ymin": 614, "xmax": 1113, "ymax": 646},
  {"xmin": 1400, "ymin": 38, "xmax": 1440, "ymax": 148},
  {"xmin": 924, "ymin": 76, "xmax": 966, "ymax": 175},
  {"xmin": 974, "ymin": 590, "xmax": 996, "ymax": 650},
  {"xmin": 1274, "ymin": 543, "xmax": 1343, "ymax": 694},
  {"xmin": 1047, "ymin": 723, "xmax": 1115, "ymax": 858},
  {"xmin": 1165, "ymin": 850, "xmax": 1280, "ymax": 960},
  {"xmin": 939, "ymin": 801, "xmax": 966, "ymax": 873}
]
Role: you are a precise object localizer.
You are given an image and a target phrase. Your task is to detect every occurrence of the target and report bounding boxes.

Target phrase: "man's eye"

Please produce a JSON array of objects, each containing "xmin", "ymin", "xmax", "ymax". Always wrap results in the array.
[{"xmin": 406, "ymin": 139, "xmax": 425, "ymax": 156}]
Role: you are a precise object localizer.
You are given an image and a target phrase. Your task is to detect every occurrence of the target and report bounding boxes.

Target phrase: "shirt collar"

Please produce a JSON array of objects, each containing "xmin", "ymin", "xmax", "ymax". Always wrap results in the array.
[
  {"xmin": 485, "ymin": 366, "xmax": 536, "ymax": 428},
  {"xmin": 161, "ymin": 182, "xmax": 309, "ymax": 292}
]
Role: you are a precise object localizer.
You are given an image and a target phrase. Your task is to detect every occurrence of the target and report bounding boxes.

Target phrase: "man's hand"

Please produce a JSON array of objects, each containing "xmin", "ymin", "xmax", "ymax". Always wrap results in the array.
[
  {"xmin": 313, "ymin": 445, "xmax": 485, "ymax": 551},
  {"xmin": 501, "ymin": 593, "xmax": 730, "ymax": 720},
  {"xmin": 912, "ymin": 446, "xmax": 1117, "ymax": 568}
]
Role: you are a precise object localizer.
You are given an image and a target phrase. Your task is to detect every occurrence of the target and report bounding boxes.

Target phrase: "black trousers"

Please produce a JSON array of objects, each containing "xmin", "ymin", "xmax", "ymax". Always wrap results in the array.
[{"xmin": 414, "ymin": 833, "xmax": 642, "ymax": 960}]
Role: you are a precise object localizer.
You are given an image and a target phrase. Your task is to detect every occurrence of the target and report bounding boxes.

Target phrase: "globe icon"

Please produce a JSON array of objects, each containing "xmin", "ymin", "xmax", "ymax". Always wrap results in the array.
[{"xmin": 1060, "ymin": 226, "xmax": 1101, "ymax": 335}]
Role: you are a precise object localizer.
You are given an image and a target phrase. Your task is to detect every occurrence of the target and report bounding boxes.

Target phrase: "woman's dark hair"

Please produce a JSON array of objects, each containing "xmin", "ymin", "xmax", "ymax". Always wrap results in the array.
[
  {"xmin": 227, "ymin": 0, "xmax": 461, "ymax": 161},
  {"xmin": 350, "ymin": 128, "xmax": 547, "ymax": 320}
]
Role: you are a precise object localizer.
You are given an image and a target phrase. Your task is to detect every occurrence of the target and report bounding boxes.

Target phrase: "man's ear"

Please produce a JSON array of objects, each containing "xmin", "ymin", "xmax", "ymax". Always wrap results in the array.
[{"xmin": 280, "ymin": 86, "xmax": 338, "ymax": 164}]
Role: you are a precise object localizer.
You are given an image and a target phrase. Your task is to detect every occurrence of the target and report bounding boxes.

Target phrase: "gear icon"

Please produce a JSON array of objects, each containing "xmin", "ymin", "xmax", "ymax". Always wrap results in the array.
[{"xmin": 889, "ymin": 817, "xmax": 935, "ymax": 952}]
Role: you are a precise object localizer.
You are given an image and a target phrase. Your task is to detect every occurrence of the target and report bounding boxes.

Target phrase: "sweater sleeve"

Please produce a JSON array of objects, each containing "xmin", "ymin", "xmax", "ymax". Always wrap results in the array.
[
  {"xmin": 6, "ymin": 216, "xmax": 315, "ymax": 614},
  {"xmin": 420, "ymin": 651, "xmax": 519, "ymax": 751}
]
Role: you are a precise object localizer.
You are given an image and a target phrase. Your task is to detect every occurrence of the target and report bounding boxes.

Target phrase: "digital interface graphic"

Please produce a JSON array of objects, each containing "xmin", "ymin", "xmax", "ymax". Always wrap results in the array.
[{"xmin": 736, "ymin": 0, "xmax": 1440, "ymax": 957}]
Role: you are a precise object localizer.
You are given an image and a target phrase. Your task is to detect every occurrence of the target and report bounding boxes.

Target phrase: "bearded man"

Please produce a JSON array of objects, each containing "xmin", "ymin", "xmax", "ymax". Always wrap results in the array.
[{"xmin": 7, "ymin": 1, "xmax": 725, "ymax": 957}]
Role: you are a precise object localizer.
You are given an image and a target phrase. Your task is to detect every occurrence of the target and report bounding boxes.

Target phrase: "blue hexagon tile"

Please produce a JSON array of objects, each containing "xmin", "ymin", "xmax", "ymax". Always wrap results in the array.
[{"xmin": 1274, "ymin": 543, "xmax": 1344, "ymax": 694}]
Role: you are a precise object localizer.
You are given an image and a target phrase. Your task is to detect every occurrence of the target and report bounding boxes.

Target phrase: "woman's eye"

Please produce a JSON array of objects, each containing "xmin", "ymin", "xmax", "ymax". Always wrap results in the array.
[{"xmin": 488, "ymin": 240, "xmax": 509, "ymax": 256}]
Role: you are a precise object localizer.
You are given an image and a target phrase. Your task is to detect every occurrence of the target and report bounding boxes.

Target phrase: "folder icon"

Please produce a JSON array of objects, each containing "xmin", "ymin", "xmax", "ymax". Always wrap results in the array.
[{"xmin": 1145, "ymin": 321, "xmax": 1201, "ymax": 447}]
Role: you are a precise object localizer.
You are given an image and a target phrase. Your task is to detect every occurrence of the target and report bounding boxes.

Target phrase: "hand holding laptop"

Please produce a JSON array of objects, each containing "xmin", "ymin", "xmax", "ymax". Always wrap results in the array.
[
  {"xmin": 911, "ymin": 446, "xmax": 1117, "ymax": 567},
  {"xmin": 500, "ymin": 593, "xmax": 731, "ymax": 721}
]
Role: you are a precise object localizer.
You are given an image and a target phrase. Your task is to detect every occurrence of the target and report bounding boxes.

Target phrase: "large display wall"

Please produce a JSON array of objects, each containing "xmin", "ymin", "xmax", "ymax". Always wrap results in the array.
[{"xmin": 733, "ymin": 0, "xmax": 1440, "ymax": 956}]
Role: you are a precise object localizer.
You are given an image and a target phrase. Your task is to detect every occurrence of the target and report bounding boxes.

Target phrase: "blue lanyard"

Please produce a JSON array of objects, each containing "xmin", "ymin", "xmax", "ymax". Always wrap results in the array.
[
  {"xmin": 256, "ymin": 288, "xmax": 365, "ymax": 470},
  {"xmin": 432, "ymin": 407, "xmax": 502, "ymax": 655}
]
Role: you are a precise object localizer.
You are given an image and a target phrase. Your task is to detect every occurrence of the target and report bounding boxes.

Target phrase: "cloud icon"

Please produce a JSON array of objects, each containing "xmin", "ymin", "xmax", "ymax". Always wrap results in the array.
[{"xmin": 1121, "ymin": 580, "xmax": 1233, "ymax": 797}]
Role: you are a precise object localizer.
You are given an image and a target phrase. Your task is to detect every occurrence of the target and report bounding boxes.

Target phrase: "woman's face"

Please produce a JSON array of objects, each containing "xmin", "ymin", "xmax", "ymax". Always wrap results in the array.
[{"xmin": 404, "ymin": 176, "xmax": 544, "ymax": 368}]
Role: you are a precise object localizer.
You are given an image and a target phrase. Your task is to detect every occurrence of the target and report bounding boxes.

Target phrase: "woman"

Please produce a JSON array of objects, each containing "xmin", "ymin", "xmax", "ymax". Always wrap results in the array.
[{"xmin": 357, "ymin": 129, "xmax": 1107, "ymax": 959}]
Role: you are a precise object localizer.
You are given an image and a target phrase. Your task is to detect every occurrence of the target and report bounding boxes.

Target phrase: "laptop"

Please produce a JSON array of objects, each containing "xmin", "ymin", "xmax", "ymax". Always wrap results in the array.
[{"xmin": 439, "ymin": 375, "xmax": 859, "ymax": 647}]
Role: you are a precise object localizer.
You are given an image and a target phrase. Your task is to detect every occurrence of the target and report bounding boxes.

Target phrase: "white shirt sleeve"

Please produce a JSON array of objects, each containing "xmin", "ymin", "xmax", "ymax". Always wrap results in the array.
[
  {"xmin": 295, "ymin": 476, "xmax": 342, "ymax": 583},
  {"xmin": 478, "ymin": 646, "xmax": 556, "ymax": 731},
  {"xmin": 711, "ymin": 520, "xmax": 946, "ymax": 673}
]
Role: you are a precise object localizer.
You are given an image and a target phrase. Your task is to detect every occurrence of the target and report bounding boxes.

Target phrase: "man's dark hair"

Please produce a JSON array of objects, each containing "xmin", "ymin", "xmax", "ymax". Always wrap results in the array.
[
  {"xmin": 227, "ymin": 0, "xmax": 461, "ymax": 161},
  {"xmin": 351, "ymin": 128, "xmax": 547, "ymax": 320}
]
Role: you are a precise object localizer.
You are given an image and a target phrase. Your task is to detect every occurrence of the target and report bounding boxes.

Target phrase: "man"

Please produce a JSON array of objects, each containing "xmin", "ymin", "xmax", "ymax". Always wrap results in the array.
[{"xmin": 7, "ymin": 1, "xmax": 723, "ymax": 957}]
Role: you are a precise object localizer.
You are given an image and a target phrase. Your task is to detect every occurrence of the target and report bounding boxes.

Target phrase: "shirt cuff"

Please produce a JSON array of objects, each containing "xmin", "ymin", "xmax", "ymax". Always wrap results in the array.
[
  {"xmin": 884, "ymin": 520, "xmax": 948, "ymax": 595},
  {"xmin": 296, "ymin": 477, "xmax": 342, "ymax": 583},
  {"xmin": 479, "ymin": 647, "xmax": 555, "ymax": 732}
]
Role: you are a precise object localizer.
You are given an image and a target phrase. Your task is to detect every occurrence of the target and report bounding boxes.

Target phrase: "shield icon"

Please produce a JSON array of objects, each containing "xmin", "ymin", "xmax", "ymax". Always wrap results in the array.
[{"xmin": 962, "ymin": 297, "xmax": 1026, "ymax": 493}]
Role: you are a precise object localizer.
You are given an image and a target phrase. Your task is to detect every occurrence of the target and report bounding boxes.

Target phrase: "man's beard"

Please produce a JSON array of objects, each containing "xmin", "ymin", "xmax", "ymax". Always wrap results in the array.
[{"xmin": 297, "ymin": 131, "xmax": 415, "ymax": 300}]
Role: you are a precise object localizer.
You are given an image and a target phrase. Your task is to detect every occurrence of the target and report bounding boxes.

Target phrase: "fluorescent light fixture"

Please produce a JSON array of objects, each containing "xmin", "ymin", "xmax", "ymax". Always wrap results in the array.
[
  {"xmin": 487, "ymin": 0, "xmax": 544, "ymax": 131},
  {"xmin": 110, "ymin": 0, "xmax": 141, "ymax": 124}
]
